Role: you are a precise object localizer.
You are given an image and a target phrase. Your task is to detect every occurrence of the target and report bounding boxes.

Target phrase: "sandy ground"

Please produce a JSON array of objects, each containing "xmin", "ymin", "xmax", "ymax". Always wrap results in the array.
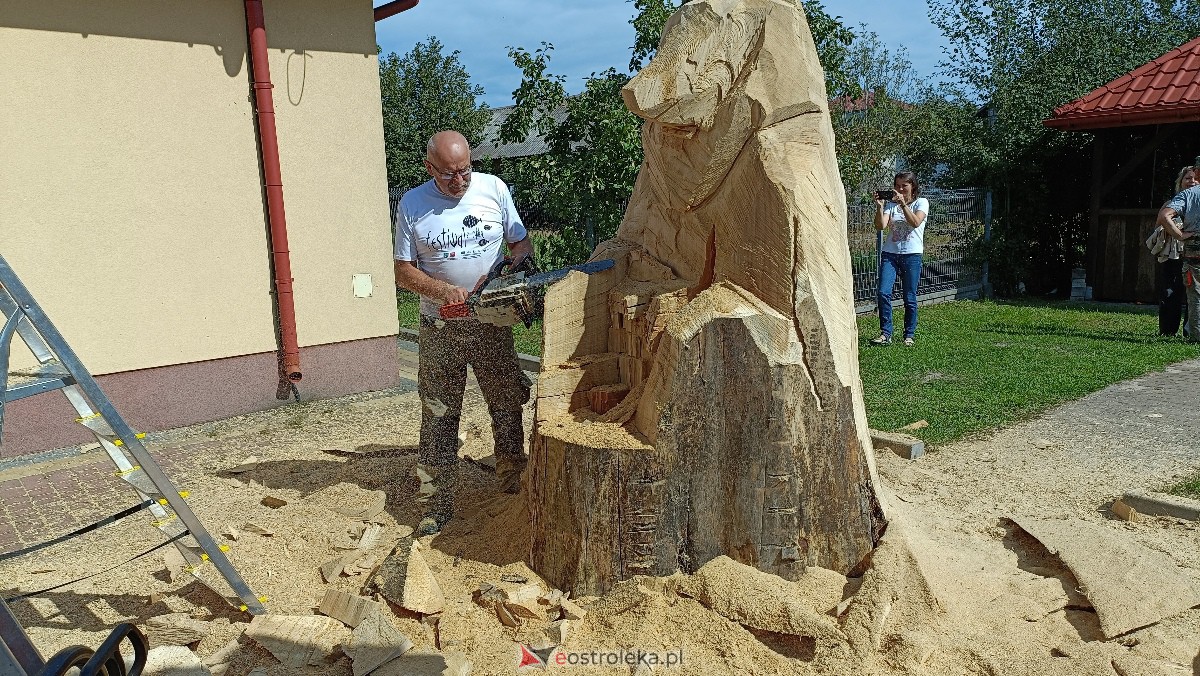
[{"xmin": 3, "ymin": 360, "xmax": 1200, "ymax": 675}]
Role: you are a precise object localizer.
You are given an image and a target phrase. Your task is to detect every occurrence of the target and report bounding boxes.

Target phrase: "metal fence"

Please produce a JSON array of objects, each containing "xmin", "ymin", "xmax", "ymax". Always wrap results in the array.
[
  {"xmin": 388, "ymin": 186, "xmax": 403, "ymax": 227},
  {"xmin": 389, "ymin": 185, "xmax": 988, "ymax": 312},
  {"xmin": 848, "ymin": 188, "xmax": 987, "ymax": 313}
]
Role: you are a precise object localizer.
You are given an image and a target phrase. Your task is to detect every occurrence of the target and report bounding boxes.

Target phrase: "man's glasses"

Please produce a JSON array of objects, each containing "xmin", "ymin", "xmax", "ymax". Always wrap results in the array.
[{"xmin": 428, "ymin": 162, "xmax": 472, "ymax": 181}]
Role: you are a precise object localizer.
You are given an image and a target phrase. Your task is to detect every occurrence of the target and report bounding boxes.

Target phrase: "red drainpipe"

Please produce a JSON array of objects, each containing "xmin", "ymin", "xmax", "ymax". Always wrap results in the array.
[
  {"xmin": 374, "ymin": 0, "xmax": 419, "ymax": 21},
  {"xmin": 244, "ymin": 0, "xmax": 302, "ymax": 391}
]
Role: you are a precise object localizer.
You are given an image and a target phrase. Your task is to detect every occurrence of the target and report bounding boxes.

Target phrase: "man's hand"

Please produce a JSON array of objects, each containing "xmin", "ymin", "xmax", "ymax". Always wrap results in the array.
[{"xmin": 442, "ymin": 285, "xmax": 469, "ymax": 304}]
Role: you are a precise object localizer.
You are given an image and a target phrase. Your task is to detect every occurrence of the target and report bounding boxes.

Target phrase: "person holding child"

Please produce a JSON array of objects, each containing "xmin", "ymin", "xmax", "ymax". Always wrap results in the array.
[{"xmin": 1159, "ymin": 165, "xmax": 1200, "ymax": 342}]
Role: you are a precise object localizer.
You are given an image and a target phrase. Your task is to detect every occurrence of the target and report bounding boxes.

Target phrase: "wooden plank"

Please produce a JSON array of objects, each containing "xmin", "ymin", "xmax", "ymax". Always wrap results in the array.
[
  {"xmin": 871, "ymin": 430, "xmax": 925, "ymax": 460},
  {"xmin": 245, "ymin": 615, "xmax": 346, "ymax": 668},
  {"xmin": 1103, "ymin": 214, "xmax": 1132, "ymax": 301},
  {"xmin": 318, "ymin": 590, "xmax": 382, "ymax": 629},
  {"xmin": 1010, "ymin": 515, "xmax": 1200, "ymax": 638},
  {"xmin": 1134, "ymin": 213, "xmax": 1160, "ymax": 303},
  {"xmin": 1088, "ymin": 134, "xmax": 1105, "ymax": 294}
]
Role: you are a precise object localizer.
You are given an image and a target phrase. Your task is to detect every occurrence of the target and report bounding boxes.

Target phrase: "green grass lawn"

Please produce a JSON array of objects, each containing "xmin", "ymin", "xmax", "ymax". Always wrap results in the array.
[
  {"xmin": 858, "ymin": 300, "xmax": 1199, "ymax": 446},
  {"xmin": 399, "ymin": 293, "xmax": 1200, "ymax": 490},
  {"xmin": 1167, "ymin": 474, "xmax": 1200, "ymax": 501}
]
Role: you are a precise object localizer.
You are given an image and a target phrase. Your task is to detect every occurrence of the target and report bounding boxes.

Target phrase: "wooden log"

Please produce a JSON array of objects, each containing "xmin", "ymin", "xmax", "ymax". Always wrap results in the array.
[
  {"xmin": 144, "ymin": 613, "xmax": 210, "ymax": 647},
  {"xmin": 527, "ymin": 0, "xmax": 885, "ymax": 597}
]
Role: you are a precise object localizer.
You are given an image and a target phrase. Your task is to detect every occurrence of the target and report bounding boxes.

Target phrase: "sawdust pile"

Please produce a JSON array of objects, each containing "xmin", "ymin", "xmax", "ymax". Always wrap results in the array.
[{"xmin": 3, "ymin": 388, "xmax": 1199, "ymax": 675}]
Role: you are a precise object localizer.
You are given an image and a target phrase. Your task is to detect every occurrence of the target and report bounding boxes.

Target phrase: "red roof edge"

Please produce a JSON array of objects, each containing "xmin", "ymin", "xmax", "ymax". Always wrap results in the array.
[
  {"xmin": 1043, "ymin": 104, "xmax": 1200, "ymax": 131},
  {"xmin": 1044, "ymin": 35, "xmax": 1200, "ymax": 131}
]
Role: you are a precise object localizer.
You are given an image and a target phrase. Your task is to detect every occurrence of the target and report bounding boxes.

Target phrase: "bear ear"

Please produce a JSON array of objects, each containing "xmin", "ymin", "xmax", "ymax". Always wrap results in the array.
[{"xmin": 623, "ymin": 0, "xmax": 768, "ymax": 128}]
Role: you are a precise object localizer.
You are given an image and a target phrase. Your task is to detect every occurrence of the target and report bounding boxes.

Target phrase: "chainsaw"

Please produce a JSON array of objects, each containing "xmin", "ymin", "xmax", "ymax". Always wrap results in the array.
[{"xmin": 439, "ymin": 257, "xmax": 615, "ymax": 327}]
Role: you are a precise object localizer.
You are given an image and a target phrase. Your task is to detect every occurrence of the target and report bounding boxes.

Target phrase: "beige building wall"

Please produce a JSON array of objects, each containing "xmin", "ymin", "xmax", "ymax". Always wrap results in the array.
[{"xmin": 0, "ymin": 0, "xmax": 397, "ymax": 376}]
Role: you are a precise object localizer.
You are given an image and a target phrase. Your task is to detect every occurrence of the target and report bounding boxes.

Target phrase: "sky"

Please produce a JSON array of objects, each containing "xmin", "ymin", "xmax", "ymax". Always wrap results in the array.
[{"xmin": 373, "ymin": 0, "xmax": 952, "ymax": 108}]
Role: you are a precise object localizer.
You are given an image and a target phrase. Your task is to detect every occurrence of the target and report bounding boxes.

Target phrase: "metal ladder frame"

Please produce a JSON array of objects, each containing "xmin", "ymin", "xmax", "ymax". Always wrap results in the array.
[{"xmin": 0, "ymin": 253, "xmax": 266, "ymax": 615}]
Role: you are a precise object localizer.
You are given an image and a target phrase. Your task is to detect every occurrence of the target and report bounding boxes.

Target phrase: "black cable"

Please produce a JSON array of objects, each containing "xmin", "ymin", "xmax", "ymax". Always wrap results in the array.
[
  {"xmin": 0, "ymin": 500, "xmax": 154, "ymax": 563},
  {"xmin": 4, "ymin": 531, "xmax": 187, "ymax": 602}
]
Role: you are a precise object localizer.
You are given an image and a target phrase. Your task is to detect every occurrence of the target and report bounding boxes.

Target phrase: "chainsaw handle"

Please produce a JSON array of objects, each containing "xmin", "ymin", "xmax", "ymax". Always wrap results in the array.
[
  {"xmin": 437, "ymin": 256, "xmax": 536, "ymax": 321},
  {"xmin": 439, "ymin": 301, "xmax": 473, "ymax": 320}
]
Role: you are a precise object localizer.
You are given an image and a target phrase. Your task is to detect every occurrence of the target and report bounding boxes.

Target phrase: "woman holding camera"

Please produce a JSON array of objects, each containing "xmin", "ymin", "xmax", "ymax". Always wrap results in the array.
[{"xmin": 871, "ymin": 171, "xmax": 929, "ymax": 347}]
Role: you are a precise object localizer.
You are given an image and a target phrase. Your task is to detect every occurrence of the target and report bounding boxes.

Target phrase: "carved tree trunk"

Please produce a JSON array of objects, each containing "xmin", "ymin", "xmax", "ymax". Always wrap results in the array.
[{"xmin": 527, "ymin": 0, "xmax": 887, "ymax": 597}]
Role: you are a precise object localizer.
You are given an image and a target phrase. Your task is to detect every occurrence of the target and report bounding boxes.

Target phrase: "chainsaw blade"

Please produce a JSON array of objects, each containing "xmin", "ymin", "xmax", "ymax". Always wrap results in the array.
[{"xmin": 521, "ymin": 259, "xmax": 615, "ymax": 289}]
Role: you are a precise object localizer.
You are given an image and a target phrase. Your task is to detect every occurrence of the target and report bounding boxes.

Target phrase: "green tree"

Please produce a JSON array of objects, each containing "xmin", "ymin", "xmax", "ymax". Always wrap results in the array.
[
  {"xmin": 927, "ymin": 0, "xmax": 1200, "ymax": 293},
  {"xmin": 491, "ymin": 0, "xmax": 861, "ymax": 268},
  {"xmin": 492, "ymin": 46, "xmax": 642, "ymax": 269},
  {"xmin": 832, "ymin": 28, "xmax": 927, "ymax": 200},
  {"xmin": 378, "ymin": 37, "xmax": 491, "ymax": 189}
]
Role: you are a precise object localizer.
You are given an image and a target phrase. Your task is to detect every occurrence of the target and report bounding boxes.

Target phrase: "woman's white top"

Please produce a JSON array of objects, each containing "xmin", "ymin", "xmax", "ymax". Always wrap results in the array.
[{"xmin": 881, "ymin": 197, "xmax": 929, "ymax": 255}]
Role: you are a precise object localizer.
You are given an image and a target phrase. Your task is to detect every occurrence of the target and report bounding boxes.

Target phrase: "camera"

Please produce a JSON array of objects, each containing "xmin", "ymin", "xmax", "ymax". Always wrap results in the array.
[{"xmin": 875, "ymin": 189, "xmax": 895, "ymax": 201}]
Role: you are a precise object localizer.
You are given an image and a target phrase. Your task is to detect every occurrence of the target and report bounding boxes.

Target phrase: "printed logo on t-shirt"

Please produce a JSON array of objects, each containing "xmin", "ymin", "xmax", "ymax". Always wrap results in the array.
[{"xmin": 423, "ymin": 211, "xmax": 502, "ymax": 259}]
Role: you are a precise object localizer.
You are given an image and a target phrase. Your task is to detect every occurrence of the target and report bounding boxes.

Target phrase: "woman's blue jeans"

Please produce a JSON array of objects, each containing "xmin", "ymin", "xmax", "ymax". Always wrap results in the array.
[{"xmin": 877, "ymin": 252, "xmax": 922, "ymax": 339}]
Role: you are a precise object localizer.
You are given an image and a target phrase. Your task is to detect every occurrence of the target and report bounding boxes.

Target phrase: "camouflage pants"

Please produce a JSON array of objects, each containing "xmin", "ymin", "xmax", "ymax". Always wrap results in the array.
[
  {"xmin": 1185, "ymin": 260, "xmax": 1200, "ymax": 343},
  {"xmin": 417, "ymin": 314, "xmax": 531, "ymax": 470}
]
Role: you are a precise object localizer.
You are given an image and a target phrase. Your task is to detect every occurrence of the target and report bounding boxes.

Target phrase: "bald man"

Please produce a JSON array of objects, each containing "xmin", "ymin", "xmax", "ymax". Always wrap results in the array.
[{"xmin": 394, "ymin": 130, "xmax": 535, "ymax": 535}]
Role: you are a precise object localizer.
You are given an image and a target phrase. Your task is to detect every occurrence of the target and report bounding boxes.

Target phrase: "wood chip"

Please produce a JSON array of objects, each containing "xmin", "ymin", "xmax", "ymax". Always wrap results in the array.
[
  {"xmin": 345, "ymin": 609, "xmax": 414, "ymax": 676},
  {"xmin": 143, "ymin": 645, "xmax": 209, "ymax": 675},
  {"xmin": 1111, "ymin": 499, "xmax": 1140, "ymax": 523},
  {"xmin": 222, "ymin": 525, "xmax": 239, "ymax": 541},
  {"xmin": 473, "ymin": 583, "xmax": 507, "ymax": 610},
  {"xmin": 333, "ymin": 490, "xmax": 387, "ymax": 521},
  {"xmin": 1011, "ymin": 515, "xmax": 1200, "ymax": 638},
  {"xmin": 369, "ymin": 539, "xmax": 445, "ymax": 615},
  {"xmin": 545, "ymin": 619, "xmax": 569, "ymax": 645},
  {"xmin": 539, "ymin": 589, "xmax": 565, "ymax": 607},
  {"xmin": 244, "ymin": 614, "xmax": 346, "ymax": 668},
  {"xmin": 318, "ymin": 590, "xmax": 382, "ymax": 629},
  {"xmin": 559, "ymin": 598, "xmax": 587, "ymax": 621},
  {"xmin": 228, "ymin": 456, "xmax": 259, "ymax": 473},
  {"xmin": 163, "ymin": 547, "xmax": 187, "ymax": 583},
  {"xmin": 260, "ymin": 496, "xmax": 288, "ymax": 509},
  {"xmin": 344, "ymin": 555, "xmax": 378, "ymax": 577},
  {"xmin": 319, "ymin": 553, "xmax": 356, "ymax": 583},
  {"xmin": 504, "ymin": 584, "xmax": 546, "ymax": 619},
  {"xmin": 241, "ymin": 522, "xmax": 274, "ymax": 537},
  {"xmin": 495, "ymin": 602, "xmax": 521, "ymax": 627},
  {"xmin": 201, "ymin": 635, "xmax": 244, "ymax": 667},
  {"xmin": 144, "ymin": 613, "xmax": 211, "ymax": 647},
  {"xmin": 358, "ymin": 523, "xmax": 384, "ymax": 551}
]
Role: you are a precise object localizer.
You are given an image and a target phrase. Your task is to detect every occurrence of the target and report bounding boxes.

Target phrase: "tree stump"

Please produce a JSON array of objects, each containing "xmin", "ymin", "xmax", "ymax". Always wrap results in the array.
[{"xmin": 527, "ymin": 0, "xmax": 887, "ymax": 597}]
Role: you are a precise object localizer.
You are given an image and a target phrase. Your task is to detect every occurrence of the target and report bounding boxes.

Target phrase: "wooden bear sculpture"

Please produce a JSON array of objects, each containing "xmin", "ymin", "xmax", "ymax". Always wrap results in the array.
[{"xmin": 527, "ymin": 0, "xmax": 886, "ymax": 596}]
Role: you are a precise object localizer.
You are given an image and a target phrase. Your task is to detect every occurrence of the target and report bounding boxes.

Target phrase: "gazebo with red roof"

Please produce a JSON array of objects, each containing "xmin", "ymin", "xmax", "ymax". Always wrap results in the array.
[{"xmin": 1044, "ymin": 36, "xmax": 1200, "ymax": 303}]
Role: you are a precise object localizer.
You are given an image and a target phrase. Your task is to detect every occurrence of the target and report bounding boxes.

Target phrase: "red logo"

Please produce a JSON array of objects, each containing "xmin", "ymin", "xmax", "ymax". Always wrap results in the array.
[{"xmin": 516, "ymin": 643, "xmax": 554, "ymax": 670}]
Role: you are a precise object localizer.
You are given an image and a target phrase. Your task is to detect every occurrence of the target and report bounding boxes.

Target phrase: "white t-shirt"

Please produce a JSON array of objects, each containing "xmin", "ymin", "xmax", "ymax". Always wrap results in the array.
[
  {"xmin": 394, "ymin": 172, "xmax": 528, "ymax": 317},
  {"xmin": 881, "ymin": 197, "xmax": 929, "ymax": 255}
]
